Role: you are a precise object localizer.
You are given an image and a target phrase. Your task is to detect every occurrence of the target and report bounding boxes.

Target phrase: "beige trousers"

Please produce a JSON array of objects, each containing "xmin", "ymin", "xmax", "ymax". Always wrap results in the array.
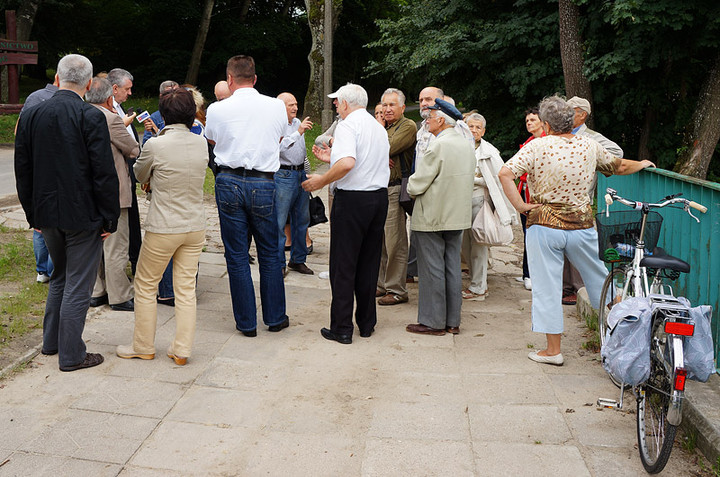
[
  {"xmin": 377, "ymin": 184, "xmax": 408, "ymax": 298},
  {"xmin": 461, "ymin": 194, "xmax": 489, "ymax": 295},
  {"xmin": 132, "ymin": 230, "xmax": 205, "ymax": 357},
  {"xmin": 93, "ymin": 208, "xmax": 133, "ymax": 304}
]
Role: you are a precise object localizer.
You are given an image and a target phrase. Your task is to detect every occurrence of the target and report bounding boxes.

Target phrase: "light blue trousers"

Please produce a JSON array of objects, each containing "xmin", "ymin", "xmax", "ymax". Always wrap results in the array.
[{"xmin": 526, "ymin": 225, "xmax": 608, "ymax": 334}]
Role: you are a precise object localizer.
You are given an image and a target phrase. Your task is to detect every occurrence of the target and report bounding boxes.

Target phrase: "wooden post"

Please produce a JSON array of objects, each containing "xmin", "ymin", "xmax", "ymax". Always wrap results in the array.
[{"xmin": 6, "ymin": 10, "xmax": 18, "ymax": 104}]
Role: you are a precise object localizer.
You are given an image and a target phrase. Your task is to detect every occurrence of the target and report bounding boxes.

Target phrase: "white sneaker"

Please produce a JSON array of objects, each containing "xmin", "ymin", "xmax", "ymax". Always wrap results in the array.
[
  {"xmin": 36, "ymin": 273, "xmax": 50, "ymax": 283},
  {"xmin": 514, "ymin": 277, "xmax": 524, "ymax": 283},
  {"xmin": 523, "ymin": 278, "xmax": 532, "ymax": 290},
  {"xmin": 528, "ymin": 350, "xmax": 563, "ymax": 365}
]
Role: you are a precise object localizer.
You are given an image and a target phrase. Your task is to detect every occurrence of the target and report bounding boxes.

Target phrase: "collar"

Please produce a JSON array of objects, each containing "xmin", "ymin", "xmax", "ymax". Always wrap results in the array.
[
  {"xmin": 385, "ymin": 114, "xmax": 407, "ymax": 130},
  {"xmin": 159, "ymin": 124, "xmax": 190, "ymax": 135}
]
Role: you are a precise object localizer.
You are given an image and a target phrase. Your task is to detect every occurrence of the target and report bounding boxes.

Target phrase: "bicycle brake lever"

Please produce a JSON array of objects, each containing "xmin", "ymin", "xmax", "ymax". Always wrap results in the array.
[{"xmin": 686, "ymin": 206, "xmax": 700, "ymax": 223}]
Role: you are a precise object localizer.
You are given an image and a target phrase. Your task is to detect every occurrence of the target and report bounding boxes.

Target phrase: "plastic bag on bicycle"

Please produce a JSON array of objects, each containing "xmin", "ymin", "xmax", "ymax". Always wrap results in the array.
[
  {"xmin": 601, "ymin": 297, "xmax": 652, "ymax": 386},
  {"xmin": 674, "ymin": 298, "xmax": 715, "ymax": 382}
]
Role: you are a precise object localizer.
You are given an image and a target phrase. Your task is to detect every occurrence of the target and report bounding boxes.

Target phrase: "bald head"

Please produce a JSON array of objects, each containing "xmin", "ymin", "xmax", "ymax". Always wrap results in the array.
[
  {"xmin": 419, "ymin": 86, "xmax": 444, "ymax": 118},
  {"xmin": 214, "ymin": 80, "xmax": 231, "ymax": 101},
  {"xmin": 278, "ymin": 92, "xmax": 298, "ymax": 123}
]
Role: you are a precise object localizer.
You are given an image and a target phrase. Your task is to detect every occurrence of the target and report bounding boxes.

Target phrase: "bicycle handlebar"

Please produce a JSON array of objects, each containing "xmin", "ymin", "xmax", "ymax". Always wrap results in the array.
[{"xmin": 604, "ymin": 188, "xmax": 707, "ymax": 221}]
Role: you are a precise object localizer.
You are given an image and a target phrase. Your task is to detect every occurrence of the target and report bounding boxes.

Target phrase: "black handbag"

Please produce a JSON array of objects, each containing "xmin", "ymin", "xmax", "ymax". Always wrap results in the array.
[{"xmin": 309, "ymin": 193, "xmax": 328, "ymax": 227}]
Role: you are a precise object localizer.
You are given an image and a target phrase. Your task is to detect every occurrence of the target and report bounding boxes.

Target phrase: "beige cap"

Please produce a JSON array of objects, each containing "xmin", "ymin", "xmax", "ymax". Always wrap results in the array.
[{"xmin": 567, "ymin": 96, "xmax": 591, "ymax": 115}]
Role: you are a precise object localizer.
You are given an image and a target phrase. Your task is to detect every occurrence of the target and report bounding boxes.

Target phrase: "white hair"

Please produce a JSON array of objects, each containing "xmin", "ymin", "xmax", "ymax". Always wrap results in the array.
[
  {"xmin": 436, "ymin": 110, "xmax": 456, "ymax": 127},
  {"xmin": 466, "ymin": 112, "xmax": 486, "ymax": 128},
  {"xmin": 333, "ymin": 83, "xmax": 368, "ymax": 108},
  {"xmin": 107, "ymin": 68, "xmax": 133, "ymax": 88},
  {"xmin": 381, "ymin": 88, "xmax": 405, "ymax": 105},
  {"xmin": 56, "ymin": 54, "xmax": 92, "ymax": 87}
]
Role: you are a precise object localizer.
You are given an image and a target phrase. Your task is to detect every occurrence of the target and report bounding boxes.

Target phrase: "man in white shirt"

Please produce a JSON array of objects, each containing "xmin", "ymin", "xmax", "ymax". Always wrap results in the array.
[
  {"xmin": 276, "ymin": 92, "xmax": 314, "ymax": 275},
  {"xmin": 303, "ymin": 83, "xmax": 390, "ymax": 344},
  {"xmin": 205, "ymin": 55, "xmax": 290, "ymax": 337}
]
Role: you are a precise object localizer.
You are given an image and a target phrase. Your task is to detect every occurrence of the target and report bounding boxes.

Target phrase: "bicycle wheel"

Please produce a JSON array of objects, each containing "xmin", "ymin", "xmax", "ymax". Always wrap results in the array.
[
  {"xmin": 598, "ymin": 268, "xmax": 628, "ymax": 387},
  {"xmin": 637, "ymin": 319, "xmax": 677, "ymax": 474}
]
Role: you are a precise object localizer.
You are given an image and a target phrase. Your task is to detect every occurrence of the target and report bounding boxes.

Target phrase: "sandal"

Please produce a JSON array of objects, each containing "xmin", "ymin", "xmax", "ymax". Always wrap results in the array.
[
  {"xmin": 462, "ymin": 289, "xmax": 486, "ymax": 300},
  {"xmin": 378, "ymin": 293, "xmax": 409, "ymax": 306}
]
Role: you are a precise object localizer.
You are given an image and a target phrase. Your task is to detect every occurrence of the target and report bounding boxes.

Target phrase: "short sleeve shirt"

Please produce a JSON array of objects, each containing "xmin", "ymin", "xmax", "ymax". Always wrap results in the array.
[{"xmin": 505, "ymin": 134, "xmax": 619, "ymax": 229}]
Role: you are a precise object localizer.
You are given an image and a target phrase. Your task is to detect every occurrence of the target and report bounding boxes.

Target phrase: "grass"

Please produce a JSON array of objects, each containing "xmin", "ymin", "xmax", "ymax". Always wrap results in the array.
[
  {"xmin": 0, "ymin": 225, "xmax": 46, "ymax": 349},
  {"xmin": 0, "ymin": 114, "xmax": 19, "ymax": 143}
]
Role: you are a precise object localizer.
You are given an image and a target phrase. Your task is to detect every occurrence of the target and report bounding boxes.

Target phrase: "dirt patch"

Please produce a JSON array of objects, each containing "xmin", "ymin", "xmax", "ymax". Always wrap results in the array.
[{"xmin": 0, "ymin": 327, "xmax": 42, "ymax": 375}]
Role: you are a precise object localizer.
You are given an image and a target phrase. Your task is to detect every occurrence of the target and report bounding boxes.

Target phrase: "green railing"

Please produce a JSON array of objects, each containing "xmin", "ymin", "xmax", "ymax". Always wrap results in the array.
[{"xmin": 597, "ymin": 168, "xmax": 720, "ymax": 370}]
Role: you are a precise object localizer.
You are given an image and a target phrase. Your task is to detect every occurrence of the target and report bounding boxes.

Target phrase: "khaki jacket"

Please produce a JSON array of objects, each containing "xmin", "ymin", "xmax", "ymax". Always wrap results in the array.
[
  {"xmin": 94, "ymin": 105, "xmax": 139, "ymax": 209},
  {"xmin": 134, "ymin": 125, "xmax": 209, "ymax": 234},
  {"xmin": 407, "ymin": 128, "xmax": 476, "ymax": 232}
]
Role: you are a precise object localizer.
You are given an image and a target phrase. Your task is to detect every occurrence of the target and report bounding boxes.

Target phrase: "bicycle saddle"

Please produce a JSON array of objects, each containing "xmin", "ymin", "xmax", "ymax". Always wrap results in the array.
[{"xmin": 640, "ymin": 247, "xmax": 690, "ymax": 273}]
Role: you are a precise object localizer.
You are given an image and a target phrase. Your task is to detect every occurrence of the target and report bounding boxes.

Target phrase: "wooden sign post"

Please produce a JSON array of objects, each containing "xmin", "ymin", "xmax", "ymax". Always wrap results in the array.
[{"xmin": 0, "ymin": 10, "xmax": 38, "ymax": 113}]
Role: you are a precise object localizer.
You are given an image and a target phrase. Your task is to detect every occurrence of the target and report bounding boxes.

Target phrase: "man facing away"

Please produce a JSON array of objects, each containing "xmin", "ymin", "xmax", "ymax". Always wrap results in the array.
[
  {"xmin": 86, "ymin": 76, "xmax": 140, "ymax": 312},
  {"xmin": 303, "ymin": 83, "xmax": 390, "ymax": 344},
  {"xmin": 205, "ymin": 55, "xmax": 290, "ymax": 337},
  {"xmin": 276, "ymin": 92, "xmax": 314, "ymax": 276},
  {"xmin": 15, "ymin": 54, "xmax": 119, "ymax": 372},
  {"xmin": 376, "ymin": 88, "xmax": 416, "ymax": 306}
]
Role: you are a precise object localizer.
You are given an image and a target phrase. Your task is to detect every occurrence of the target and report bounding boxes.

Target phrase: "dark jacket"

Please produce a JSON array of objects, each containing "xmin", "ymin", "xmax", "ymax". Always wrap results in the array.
[
  {"xmin": 387, "ymin": 115, "xmax": 417, "ymax": 182},
  {"xmin": 15, "ymin": 89, "xmax": 120, "ymax": 232}
]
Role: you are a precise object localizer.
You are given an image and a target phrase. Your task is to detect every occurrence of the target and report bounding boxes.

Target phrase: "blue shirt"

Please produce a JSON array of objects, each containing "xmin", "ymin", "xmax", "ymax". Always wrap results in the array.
[
  {"xmin": 20, "ymin": 84, "xmax": 58, "ymax": 116},
  {"xmin": 143, "ymin": 111, "xmax": 203, "ymax": 145}
]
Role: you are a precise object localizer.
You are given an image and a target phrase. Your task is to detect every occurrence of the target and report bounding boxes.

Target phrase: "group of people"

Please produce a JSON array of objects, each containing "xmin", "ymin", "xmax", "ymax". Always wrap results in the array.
[{"xmin": 14, "ymin": 52, "xmax": 654, "ymax": 372}]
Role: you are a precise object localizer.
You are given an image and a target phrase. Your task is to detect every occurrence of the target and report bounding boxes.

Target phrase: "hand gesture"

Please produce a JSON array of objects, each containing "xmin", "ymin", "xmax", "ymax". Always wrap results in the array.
[
  {"xmin": 298, "ymin": 116, "xmax": 313, "ymax": 135},
  {"xmin": 312, "ymin": 143, "xmax": 331, "ymax": 164}
]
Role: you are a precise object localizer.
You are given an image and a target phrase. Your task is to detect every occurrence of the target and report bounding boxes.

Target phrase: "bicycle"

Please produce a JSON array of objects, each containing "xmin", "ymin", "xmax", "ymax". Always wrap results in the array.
[{"xmin": 595, "ymin": 187, "xmax": 707, "ymax": 474}]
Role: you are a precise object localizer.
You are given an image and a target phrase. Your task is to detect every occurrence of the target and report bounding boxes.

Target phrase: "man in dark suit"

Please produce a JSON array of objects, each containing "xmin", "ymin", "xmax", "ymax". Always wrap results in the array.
[
  {"xmin": 108, "ymin": 67, "xmax": 142, "ymax": 275},
  {"xmin": 15, "ymin": 54, "xmax": 120, "ymax": 372}
]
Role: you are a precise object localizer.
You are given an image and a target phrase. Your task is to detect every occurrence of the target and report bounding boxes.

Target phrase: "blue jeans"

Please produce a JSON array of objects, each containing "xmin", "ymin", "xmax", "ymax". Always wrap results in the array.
[
  {"xmin": 526, "ymin": 225, "xmax": 609, "ymax": 334},
  {"xmin": 33, "ymin": 230, "xmax": 53, "ymax": 276},
  {"xmin": 215, "ymin": 172, "xmax": 287, "ymax": 331},
  {"xmin": 274, "ymin": 168, "xmax": 310, "ymax": 267}
]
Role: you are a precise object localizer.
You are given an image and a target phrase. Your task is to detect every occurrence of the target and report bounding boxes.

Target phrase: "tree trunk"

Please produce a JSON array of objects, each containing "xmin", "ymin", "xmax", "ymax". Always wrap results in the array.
[
  {"xmin": 16, "ymin": 0, "xmax": 42, "ymax": 41},
  {"xmin": 303, "ymin": 0, "xmax": 340, "ymax": 122},
  {"xmin": 674, "ymin": 52, "xmax": 720, "ymax": 179},
  {"xmin": 637, "ymin": 106, "xmax": 656, "ymax": 162},
  {"xmin": 185, "ymin": 0, "xmax": 215, "ymax": 85},
  {"xmin": 558, "ymin": 0, "xmax": 594, "ymax": 129}
]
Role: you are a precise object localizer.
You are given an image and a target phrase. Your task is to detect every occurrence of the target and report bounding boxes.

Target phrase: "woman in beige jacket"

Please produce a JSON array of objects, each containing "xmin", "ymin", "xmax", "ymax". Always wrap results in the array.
[{"xmin": 116, "ymin": 88, "xmax": 209, "ymax": 365}]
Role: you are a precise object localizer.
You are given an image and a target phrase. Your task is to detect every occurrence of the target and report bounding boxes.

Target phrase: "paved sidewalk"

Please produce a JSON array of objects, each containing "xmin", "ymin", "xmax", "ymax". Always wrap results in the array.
[{"xmin": 0, "ymin": 190, "xmax": 706, "ymax": 476}]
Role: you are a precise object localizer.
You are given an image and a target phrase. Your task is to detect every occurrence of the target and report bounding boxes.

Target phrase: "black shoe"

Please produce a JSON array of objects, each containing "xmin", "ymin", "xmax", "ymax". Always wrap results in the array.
[
  {"xmin": 284, "ymin": 245, "xmax": 291, "ymax": 251},
  {"xmin": 41, "ymin": 348, "xmax": 58, "ymax": 355},
  {"xmin": 89, "ymin": 294, "xmax": 108, "ymax": 307},
  {"xmin": 238, "ymin": 328, "xmax": 257, "ymax": 337},
  {"xmin": 157, "ymin": 297, "xmax": 175, "ymax": 307},
  {"xmin": 268, "ymin": 318, "xmax": 290, "ymax": 332},
  {"xmin": 320, "ymin": 327, "xmax": 352, "ymax": 344},
  {"xmin": 59, "ymin": 352, "xmax": 104, "ymax": 372},
  {"xmin": 110, "ymin": 299, "xmax": 134, "ymax": 312},
  {"xmin": 288, "ymin": 262, "xmax": 314, "ymax": 275},
  {"xmin": 249, "ymin": 255, "xmax": 256, "ymax": 264},
  {"xmin": 359, "ymin": 328, "xmax": 375, "ymax": 338}
]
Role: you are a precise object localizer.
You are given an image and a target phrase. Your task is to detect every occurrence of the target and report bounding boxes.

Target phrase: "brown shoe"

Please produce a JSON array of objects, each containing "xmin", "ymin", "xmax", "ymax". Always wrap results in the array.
[
  {"xmin": 446, "ymin": 326, "xmax": 459, "ymax": 334},
  {"xmin": 167, "ymin": 347, "xmax": 187, "ymax": 366},
  {"xmin": 378, "ymin": 293, "xmax": 409, "ymax": 306},
  {"xmin": 288, "ymin": 262, "xmax": 314, "ymax": 275},
  {"xmin": 406, "ymin": 323, "xmax": 446, "ymax": 336},
  {"xmin": 376, "ymin": 288, "xmax": 385, "ymax": 297}
]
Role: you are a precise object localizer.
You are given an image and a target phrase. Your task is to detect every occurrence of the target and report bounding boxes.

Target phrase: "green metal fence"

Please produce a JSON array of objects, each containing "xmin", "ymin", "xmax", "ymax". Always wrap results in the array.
[{"xmin": 597, "ymin": 168, "xmax": 720, "ymax": 370}]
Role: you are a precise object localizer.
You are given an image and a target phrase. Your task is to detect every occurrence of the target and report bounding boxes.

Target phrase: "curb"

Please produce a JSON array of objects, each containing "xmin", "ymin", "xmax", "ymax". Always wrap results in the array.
[
  {"xmin": 576, "ymin": 287, "xmax": 720, "ymax": 463},
  {"xmin": 0, "ymin": 343, "xmax": 41, "ymax": 379}
]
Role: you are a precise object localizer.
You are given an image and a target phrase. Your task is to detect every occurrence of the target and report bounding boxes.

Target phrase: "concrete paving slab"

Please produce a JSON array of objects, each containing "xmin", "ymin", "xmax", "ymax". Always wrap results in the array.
[
  {"xmin": 473, "ymin": 442, "xmax": 590, "ymax": 477},
  {"xmin": 195, "ymin": 356, "xmax": 293, "ymax": 392},
  {"xmin": 128, "ymin": 421, "xmax": 250, "ymax": 474},
  {"xmin": 19, "ymin": 409, "xmax": 158, "ymax": 464},
  {"xmin": 69, "ymin": 375, "xmax": 187, "ymax": 418},
  {"xmin": 362, "ymin": 437, "xmax": 475, "ymax": 476},
  {"xmin": 242, "ymin": 431, "xmax": 363, "ymax": 476},
  {"xmin": 468, "ymin": 404, "xmax": 572, "ymax": 445},
  {"xmin": 372, "ymin": 371, "xmax": 466, "ymax": 404},
  {"xmin": 165, "ymin": 386, "xmax": 272, "ymax": 429},
  {"xmin": 118, "ymin": 466, "xmax": 181, "ymax": 477},
  {"xmin": 565, "ymin": 405, "xmax": 639, "ymax": 448},
  {"xmin": 368, "ymin": 400, "xmax": 469, "ymax": 441},
  {"xmin": 0, "ymin": 451, "xmax": 121, "ymax": 476},
  {"xmin": 462, "ymin": 372, "xmax": 557, "ymax": 405}
]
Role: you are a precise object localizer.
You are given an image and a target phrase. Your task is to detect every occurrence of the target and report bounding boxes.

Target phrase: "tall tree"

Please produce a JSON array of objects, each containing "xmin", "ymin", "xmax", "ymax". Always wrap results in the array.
[
  {"xmin": 16, "ymin": 0, "xmax": 42, "ymax": 41},
  {"xmin": 674, "ymin": 52, "xmax": 720, "ymax": 179},
  {"xmin": 185, "ymin": 0, "xmax": 215, "ymax": 85},
  {"xmin": 303, "ymin": 0, "xmax": 340, "ymax": 120},
  {"xmin": 558, "ymin": 0, "xmax": 593, "ymax": 127}
]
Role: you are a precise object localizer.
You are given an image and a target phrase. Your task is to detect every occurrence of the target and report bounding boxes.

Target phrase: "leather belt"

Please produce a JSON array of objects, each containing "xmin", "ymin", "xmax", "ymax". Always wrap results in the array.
[
  {"xmin": 217, "ymin": 166, "xmax": 274, "ymax": 180},
  {"xmin": 279, "ymin": 164, "xmax": 304, "ymax": 171}
]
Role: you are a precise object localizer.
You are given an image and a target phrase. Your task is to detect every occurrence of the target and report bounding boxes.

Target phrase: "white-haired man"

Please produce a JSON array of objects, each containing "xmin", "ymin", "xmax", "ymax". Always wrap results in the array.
[
  {"xmin": 86, "ymin": 77, "xmax": 139, "ymax": 312},
  {"xmin": 15, "ymin": 54, "xmax": 119, "ymax": 371},
  {"xmin": 303, "ymin": 83, "xmax": 390, "ymax": 344},
  {"xmin": 376, "ymin": 88, "xmax": 416, "ymax": 306}
]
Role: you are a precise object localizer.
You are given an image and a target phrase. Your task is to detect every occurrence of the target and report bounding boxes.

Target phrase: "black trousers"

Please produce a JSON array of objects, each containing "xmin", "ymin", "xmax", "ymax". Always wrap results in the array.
[
  {"xmin": 329, "ymin": 188, "xmax": 388, "ymax": 336},
  {"xmin": 42, "ymin": 227, "xmax": 103, "ymax": 367}
]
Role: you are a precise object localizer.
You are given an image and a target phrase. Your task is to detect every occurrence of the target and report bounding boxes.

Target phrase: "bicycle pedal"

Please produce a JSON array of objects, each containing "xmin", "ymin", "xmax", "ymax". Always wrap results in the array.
[{"xmin": 597, "ymin": 398, "xmax": 620, "ymax": 409}]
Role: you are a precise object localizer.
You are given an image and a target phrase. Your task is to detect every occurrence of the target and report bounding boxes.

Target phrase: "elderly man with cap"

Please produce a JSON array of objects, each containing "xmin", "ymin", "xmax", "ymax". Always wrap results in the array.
[
  {"xmin": 303, "ymin": 83, "xmax": 390, "ymax": 344},
  {"xmin": 405, "ymin": 99, "xmax": 476, "ymax": 336},
  {"xmin": 560, "ymin": 96, "xmax": 624, "ymax": 306}
]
